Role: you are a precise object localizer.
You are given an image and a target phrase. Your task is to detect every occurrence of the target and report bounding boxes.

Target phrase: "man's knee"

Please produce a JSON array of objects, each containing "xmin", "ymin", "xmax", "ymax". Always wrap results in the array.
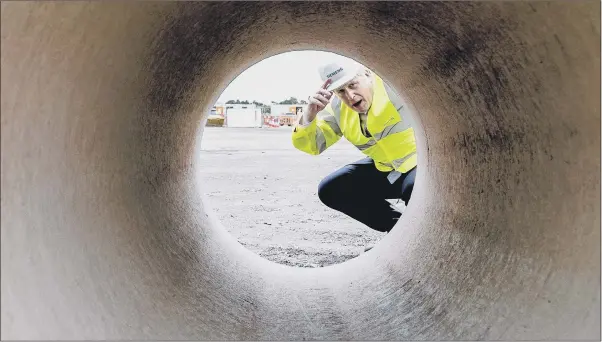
[
  {"xmin": 317, "ymin": 176, "xmax": 339, "ymax": 208},
  {"xmin": 317, "ymin": 167, "xmax": 354, "ymax": 209}
]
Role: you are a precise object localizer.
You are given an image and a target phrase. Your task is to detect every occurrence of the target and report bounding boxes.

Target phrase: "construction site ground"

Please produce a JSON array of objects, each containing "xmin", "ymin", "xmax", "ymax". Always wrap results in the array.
[{"xmin": 198, "ymin": 126, "xmax": 387, "ymax": 268}]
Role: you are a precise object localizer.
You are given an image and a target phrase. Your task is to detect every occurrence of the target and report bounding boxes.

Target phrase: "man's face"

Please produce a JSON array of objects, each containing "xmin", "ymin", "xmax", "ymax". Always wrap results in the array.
[{"xmin": 333, "ymin": 69, "xmax": 374, "ymax": 113}]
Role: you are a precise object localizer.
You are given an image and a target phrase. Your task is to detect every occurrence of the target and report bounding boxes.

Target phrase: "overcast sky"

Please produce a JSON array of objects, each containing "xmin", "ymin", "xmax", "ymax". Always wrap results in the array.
[{"xmin": 216, "ymin": 50, "xmax": 356, "ymax": 105}]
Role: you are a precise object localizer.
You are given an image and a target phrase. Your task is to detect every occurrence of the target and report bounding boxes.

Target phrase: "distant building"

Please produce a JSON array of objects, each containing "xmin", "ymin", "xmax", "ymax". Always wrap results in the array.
[
  {"xmin": 270, "ymin": 104, "xmax": 304, "ymax": 117},
  {"xmin": 205, "ymin": 102, "xmax": 226, "ymax": 127},
  {"xmin": 225, "ymin": 104, "xmax": 262, "ymax": 128},
  {"xmin": 269, "ymin": 104, "xmax": 304, "ymax": 127},
  {"xmin": 209, "ymin": 102, "xmax": 226, "ymax": 118}
]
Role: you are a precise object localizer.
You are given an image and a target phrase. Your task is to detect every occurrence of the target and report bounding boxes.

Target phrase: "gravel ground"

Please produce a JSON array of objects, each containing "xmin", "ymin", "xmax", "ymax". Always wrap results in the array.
[{"xmin": 197, "ymin": 126, "xmax": 387, "ymax": 268}]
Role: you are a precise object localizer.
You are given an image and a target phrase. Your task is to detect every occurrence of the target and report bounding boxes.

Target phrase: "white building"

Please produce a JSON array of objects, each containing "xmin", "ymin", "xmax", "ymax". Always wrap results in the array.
[{"xmin": 225, "ymin": 104, "xmax": 262, "ymax": 128}]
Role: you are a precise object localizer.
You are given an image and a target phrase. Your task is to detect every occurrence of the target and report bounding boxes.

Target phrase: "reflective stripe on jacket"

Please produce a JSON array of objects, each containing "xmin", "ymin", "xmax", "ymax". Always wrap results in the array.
[{"xmin": 291, "ymin": 74, "xmax": 417, "ymax": 174}]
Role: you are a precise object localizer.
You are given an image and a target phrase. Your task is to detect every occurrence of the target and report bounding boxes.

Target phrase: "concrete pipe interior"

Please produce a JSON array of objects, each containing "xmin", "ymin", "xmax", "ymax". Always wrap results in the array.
[{"xmin": 1, "ymin": 2, "xmax": 600, "ymax": 340}]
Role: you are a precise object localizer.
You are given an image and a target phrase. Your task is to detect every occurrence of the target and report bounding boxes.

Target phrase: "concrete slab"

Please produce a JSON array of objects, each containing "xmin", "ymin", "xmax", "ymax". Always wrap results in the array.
[{"xmin": 198, "ymin": 127, "xmax": 383, "ymax": 267}]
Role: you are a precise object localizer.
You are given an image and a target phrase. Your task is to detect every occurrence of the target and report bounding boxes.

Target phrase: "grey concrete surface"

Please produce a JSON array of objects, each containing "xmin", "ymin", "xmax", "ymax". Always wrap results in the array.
[
  {"xmin": 1, "ymin": 1, "xmax": 600, "ymax": 340},
  {"xmin": 198, "ymin": 127, "xmax": 385, "ymax": 267}
]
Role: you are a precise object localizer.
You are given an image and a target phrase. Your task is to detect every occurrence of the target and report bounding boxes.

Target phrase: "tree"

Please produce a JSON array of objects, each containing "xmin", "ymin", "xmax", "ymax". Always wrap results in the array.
[
  {"xmin": 225, "ymin": 99, "xmax": 250, "ymax": 104},
  {"xmin": 278, "ymin": 97, "xmax": 299, "ymax": 105},
  {"xmin": 300, "ymin": 99, "xmax": 308, "ymax": 105}
]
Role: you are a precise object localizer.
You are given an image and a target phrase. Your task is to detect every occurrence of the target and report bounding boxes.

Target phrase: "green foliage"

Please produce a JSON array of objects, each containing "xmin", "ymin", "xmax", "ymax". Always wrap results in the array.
[
  {"xmin": 278, "ymin": 97, "xmax": 299, "ymax": 105},
  {"xmin": 225, "ymin": 99, "xmax": 250, "ymax": 104}
]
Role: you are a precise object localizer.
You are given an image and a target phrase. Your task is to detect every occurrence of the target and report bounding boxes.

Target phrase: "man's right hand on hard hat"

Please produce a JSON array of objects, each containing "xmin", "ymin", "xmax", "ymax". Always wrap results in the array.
[
  {"xmin": 291, "ymin": 60, "xmax": 418, "ymax": 247},
  {"xmin": 302, "ymin": 79, "xmax": 333, "ymax": 125}
]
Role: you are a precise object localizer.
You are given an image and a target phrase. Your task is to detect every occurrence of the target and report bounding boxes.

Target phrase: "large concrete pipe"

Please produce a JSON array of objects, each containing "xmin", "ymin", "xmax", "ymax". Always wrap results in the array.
[{"xmin": 1, "ymin": 1, "xmax": 599, "ymax": 340}]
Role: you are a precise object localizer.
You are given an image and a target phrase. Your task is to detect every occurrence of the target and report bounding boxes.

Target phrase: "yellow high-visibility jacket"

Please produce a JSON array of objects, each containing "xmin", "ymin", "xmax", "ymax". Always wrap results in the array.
[{"xmin": 292, "ymin": 75, "xmax": 417, "ymax": 181}]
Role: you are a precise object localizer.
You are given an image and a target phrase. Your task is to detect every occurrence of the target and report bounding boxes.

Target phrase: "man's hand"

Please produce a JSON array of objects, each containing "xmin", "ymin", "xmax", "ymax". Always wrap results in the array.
[{"xmin": 303, "ymin": 79, "xmax": 333, "ymax": 124}]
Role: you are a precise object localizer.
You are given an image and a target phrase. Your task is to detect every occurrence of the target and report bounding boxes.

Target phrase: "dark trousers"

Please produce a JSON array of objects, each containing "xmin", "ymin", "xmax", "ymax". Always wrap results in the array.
[{"xmin": 318, "ymin": 157, "xmax": 416, "ymax": 233}]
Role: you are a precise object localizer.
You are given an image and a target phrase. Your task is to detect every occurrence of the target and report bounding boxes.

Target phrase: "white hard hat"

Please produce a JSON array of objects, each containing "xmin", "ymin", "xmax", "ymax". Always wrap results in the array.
[{"xmin": 318, "ymin": 60, "xmax": 364, "ymax": 92}]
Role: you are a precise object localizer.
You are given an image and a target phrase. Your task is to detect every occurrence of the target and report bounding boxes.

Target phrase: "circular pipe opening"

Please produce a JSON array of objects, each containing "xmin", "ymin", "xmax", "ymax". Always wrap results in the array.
[{"xmin": 198, "ymin": 50, "xmax": 422, "ymax": 268}]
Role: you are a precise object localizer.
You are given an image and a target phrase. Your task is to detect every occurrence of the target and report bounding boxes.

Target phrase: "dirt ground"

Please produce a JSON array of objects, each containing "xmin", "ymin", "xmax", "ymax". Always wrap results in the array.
[{"xmin": 197, "ymin": 126, "xmax": 388, "ymax": 268}]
